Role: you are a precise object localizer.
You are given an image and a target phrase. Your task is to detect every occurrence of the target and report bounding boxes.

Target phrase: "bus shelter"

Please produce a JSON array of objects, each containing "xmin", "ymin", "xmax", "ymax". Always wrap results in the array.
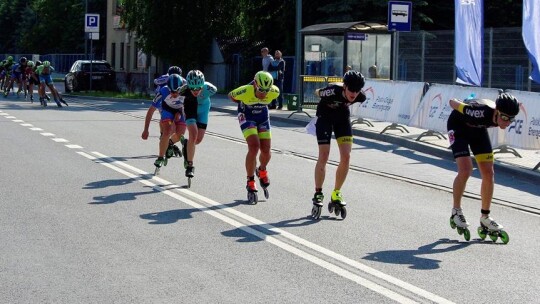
[{"xmin": 288, "ymin": 21, "xmax": 392, "ymax": 116}]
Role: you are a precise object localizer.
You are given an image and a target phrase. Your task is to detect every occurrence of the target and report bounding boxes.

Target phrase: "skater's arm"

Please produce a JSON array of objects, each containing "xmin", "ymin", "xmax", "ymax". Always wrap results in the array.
[
  {"xmin": 142, "ymin": 106, "xmax": 156, "ymax": 140},
  {"xmin": 449, "ymin": 98, "xmax": 466, "ymax": 113}
]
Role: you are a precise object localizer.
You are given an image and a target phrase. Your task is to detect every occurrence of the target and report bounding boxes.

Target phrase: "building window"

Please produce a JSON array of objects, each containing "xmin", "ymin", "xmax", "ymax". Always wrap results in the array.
[
  {"xmin": 120, "ymin": 42, "xmax": 125, "ymax": 70},
  {"xmin": 111, "ymin": 43, "xmax": 116, "ymax": 68}
]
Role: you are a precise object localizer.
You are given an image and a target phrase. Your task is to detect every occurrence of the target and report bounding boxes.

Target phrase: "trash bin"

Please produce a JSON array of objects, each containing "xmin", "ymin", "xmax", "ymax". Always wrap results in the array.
[{"xmin": 286, "ymin": 94, "xmax": 299, "ymax": 111}]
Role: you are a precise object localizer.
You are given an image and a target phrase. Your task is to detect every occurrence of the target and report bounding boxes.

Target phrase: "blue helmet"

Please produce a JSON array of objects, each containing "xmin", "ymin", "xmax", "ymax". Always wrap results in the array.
[{"xmin": 167, "ymin": 74, "xmax": 182, "ymax": 92}]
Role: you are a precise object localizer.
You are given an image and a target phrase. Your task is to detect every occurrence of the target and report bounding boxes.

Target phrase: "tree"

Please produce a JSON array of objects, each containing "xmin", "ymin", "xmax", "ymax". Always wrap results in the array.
[{"xmin": 121, "ymin": 0, "xmax": 245, "ymax": 69}]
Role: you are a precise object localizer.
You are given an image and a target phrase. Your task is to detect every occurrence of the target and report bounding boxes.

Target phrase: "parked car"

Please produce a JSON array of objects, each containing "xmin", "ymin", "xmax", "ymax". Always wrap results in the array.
[{"xmin": 64, "ymin": 60, "xmax": 118, "ymax": 92}]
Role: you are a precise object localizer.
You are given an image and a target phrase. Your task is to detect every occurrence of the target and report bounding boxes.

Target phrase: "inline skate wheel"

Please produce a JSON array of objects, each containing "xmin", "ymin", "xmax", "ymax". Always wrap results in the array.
[
  {"xmin": 477, "ymin": 227, "xmax": 487, "ymax": 240},
  {"xmin": 463, "ymin": 228, "xmax": 471, "ymax": 241},
  {"xmin": 500, "ymin": 230, "xmax": 509, "ymax": 244},
  {"xmin": 154, "ymin": 167, "xmax": 160, "ymax": 176},
  {"xmin": 489, "ymin": 233, "xmax": 498, "ymax": 242},
  {"xmin": 311, "ymin": 205, "xmax": 322, "ymax": 219},
  {"xmin": 328, "ymin": 202, "xmax": 334, "ymax": 214},
  {"xmin": 340, "ymin": 206, "xmax": 347, "ymax": 219},
  {"xmin": 187, "ymin": 177, "xmax": 192, "ymax": 188},
  {"xmin": 247, "ymin": 192, "xmax": 258, "ymax": 205},
  {"xmin": 263, "ymin": 188, "xmax": 269, "ymax": 199},
  {"xmin": 449, "ymin": 217, "xmax": 457, "ymax": 229},
  {"xmin": 334, "ymin": 205, "xmax": 341, "ymax": 217},
  {"xmin": 457, "ymin": 227, "xmax": 464, "ymax": 235}
]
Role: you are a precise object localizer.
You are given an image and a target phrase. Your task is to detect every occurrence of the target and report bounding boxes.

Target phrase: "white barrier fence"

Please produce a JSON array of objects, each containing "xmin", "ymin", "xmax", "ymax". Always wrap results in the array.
[{"xmin": 349, "ymin": 80, "xmax": 540, "ymax": 169}]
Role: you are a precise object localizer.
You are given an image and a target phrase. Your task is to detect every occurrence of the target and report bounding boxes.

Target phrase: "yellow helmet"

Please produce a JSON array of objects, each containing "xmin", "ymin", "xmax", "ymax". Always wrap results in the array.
[{"xmin": 254, "ymin": 71, "xmax": 273, "ymax": 91}]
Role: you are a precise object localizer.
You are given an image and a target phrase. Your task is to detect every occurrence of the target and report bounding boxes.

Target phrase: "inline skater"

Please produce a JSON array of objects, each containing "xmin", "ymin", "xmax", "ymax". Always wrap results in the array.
[
  {"xmin": 447, "ymin": 92, "xmax": 519, "ymax": 244},
  {"xmin": 2, "ymin": 56, "xmax": 14, "ymax": 93},
  {"xmin": 25, "ymin": 60, "xmax": 40, "ymax": 103},
  {"xmin": 228, "ymin": 71, "xmax": 279, "ymax": 203},
  {"xmin": 36, "ymin": 61, "xmax": 68, "ymax": 107},
  {"xmin": 180, "ymin": 70, "xmax": 217, "ymax": 181},
  {"xmin": 0, "ymin": 59, "xmax": 6, "ymax": 90},
  {"xmin": 4, "ymin": 57, "xmax": 27, "ymax": 98},
  {"xmin": 142, "ymin": 66, "xmax": 186, "ymax": 160},
  {"xmin": 310, "ymin": 70, "xmax": 366, "ymax": 219},
  {"xmin": 152, "ymin": 73, "xmax": 186, "ymax": 173}
]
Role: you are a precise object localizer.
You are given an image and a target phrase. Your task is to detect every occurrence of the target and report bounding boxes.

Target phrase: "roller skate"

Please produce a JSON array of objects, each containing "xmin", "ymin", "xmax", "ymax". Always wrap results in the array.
[
  {"xmin": 449, "ymin": 208, "xmax": 471, "ymax": 241},
  {"xmin": 54, "ymin": 99, "xmax": 62, "ymax": 108},
  {"xmin": 166, "ymin": 141, "xmax": 175, "ymax": 159},
  {"xmin": 328, "ymin": 189, "xmax": 347, "ymax": 219},
  {"xmin": 185, "ymin": 163, "xmax": 194, "ymax": 188},
  {"xmin": 255, "ymin": 167, "xmax": 270, "ymax": 199},
  {"xmin": 246, "ymin": 177, "xmax": 258, "ymax": 204},
  {"xmin": 60, "ymin": 98, "xmax": 68, "ymax": 106},
  {"xmin": 478, "ymin": 216, "xmax": 509, "ymax": 244},
  {"xmin": 153, "ymin": 156, "xmax": 167, "ymax": 175},
  {"xmin": 311, "ymin": 191, "xmax": 324, "ymax": 219},
  {"xmin": 29, "ymin": 94, "xmax": 34, "ymax": 103},
  {"xmin": 172, "ymin": 144, "xmax": 181, "ymax": 157}
]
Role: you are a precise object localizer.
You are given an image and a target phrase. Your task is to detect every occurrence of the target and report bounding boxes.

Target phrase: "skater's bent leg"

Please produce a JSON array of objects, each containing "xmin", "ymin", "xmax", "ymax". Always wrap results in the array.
[
  {"xmin": 245, "ymin": 135, "xmax": 260, "ymax": 177},
  {"xmin": 159, "ymin": 121, "xmax": 173, "ymax": 157},
  {"xmin": 258, "ymin": 136, "xmax": 271, "ymax": 170},
  {"xmin": 196, "ymin": 128, "xmax": 206, "ymax": 144},
  {"xmin": 334, "ymin": 140, "xmax": 352, "ymax": 191},
  {"xmin": 315, "ymin": 144, "xmax": 330, "ymax": 189},
  {"xmin": 452, "ymin": 156, "xmax": 473, "ymax": 209},
  {"xmin": 476, "ymin": 157, "xmax": 495, "ymax": 211},
  {"xmin": 186, "ymin": 124, "xmax": 198, "ymax": 162}
]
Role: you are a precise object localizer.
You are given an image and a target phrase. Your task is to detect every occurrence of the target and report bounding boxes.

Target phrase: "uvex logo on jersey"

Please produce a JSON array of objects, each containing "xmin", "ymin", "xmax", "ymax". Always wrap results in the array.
[
  {"xmin": 319, "ymin": 88, "xmax": 336, "ymax": 97},
  {"xmin": 465, "ymin": 108, "xmax": 485, "ymax": 118}
]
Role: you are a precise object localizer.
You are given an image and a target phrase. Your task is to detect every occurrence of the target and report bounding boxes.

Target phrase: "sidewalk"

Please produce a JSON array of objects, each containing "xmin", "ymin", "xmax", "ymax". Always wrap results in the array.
[{"xmin": 210, "ymin": 94, "xmax": 540, "ymax": 183}]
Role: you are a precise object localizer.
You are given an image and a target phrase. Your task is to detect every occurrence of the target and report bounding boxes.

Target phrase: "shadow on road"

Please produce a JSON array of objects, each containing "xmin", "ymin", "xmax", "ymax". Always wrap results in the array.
[{"xmin": 362, "ymin": 238, "xmax": 471, "ymax": 270}]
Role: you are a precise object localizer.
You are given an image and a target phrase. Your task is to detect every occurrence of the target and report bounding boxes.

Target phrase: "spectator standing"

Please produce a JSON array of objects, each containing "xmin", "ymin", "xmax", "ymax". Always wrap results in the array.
[
  {"xmin": 261, "ymin": 47, "xmax": 273, "ymax": 72},
  {"xmin": 268, "ymin": 50, "xmax": 286, "ymax": 109}
]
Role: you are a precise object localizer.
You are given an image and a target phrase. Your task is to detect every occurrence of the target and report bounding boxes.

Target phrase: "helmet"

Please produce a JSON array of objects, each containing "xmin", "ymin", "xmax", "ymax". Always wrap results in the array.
[
  {"xmin": 27, "ymin": 60, "xmax": 34, "ymax": 67},
  {"xmin": 7, "ymin": 56, "xmax": 13, "ymax": 62},
  {"xmin": 343, "ymin": 70, "xmax": 365, "ymax": 92},
  {"xmin": 495, "ymin": 93, "xmax": 519, "ymax": 116},
  {"xmin": 43, "ymin": 60, "xmax": 50, "ymax": 67},
  {"xmin": 168, "ymin": 65, "xmax": 182, "ymax": 76},
  {"xmin": 254, "ymin": 71, "xmax": 273, "ymax": 91},
  {"xmin": 167, "ymin": 73, "xmax": 182, "ymax": 92},
  {"xmin": 35, "ymin": 60, "xmax": 42, "ymax": 67},
  {"xmin": 186, "ymin": 70, "xmax": 205, "ymax": 90},
  {"xmin": 19, "ymin": 57, "xmax": 27, "ymax": 64}
]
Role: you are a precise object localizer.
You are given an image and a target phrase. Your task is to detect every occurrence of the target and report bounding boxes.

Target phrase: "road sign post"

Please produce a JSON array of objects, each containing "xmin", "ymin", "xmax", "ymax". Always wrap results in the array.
[{"xmin": 85, "ymin": 14, "xmax": 100, "ymax": 91}]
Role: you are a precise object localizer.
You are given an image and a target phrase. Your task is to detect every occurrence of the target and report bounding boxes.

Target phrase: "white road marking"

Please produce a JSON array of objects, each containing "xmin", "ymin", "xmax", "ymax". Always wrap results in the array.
[
  {"xmin": 52, "ymin": 138, "xmax": 69, "ymax": 143},
  {"xmin": 21, "ymin": 123, "xmax": 33, "ymax": 127},
  {"xmin": 66, "ymin": 144, "xmax": 83, "ymax": 149},
  {"xmin": 13, "ymin": 119, "xmax": 24, "ymax": 122},
  {"xmin": 40, "ymin": 133, "xmax": 55, "ymax": 136},
  {"xmin": 30, "ymin": 127, "xmax": 44, "ymax": 131},
  {"xmin": 5, "ymin": 116, "xmax": 15, "ymax": 118}
]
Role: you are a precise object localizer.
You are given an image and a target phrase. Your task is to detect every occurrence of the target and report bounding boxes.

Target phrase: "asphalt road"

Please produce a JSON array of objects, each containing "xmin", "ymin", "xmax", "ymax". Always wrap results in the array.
[{"xmin": 1, "ymin": 96, "xmax": 539, "ymax": 304}]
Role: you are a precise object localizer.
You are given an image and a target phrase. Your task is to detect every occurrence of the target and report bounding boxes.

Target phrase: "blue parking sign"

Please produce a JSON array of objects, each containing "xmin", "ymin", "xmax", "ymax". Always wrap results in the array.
[{"xmin": 85, "ymin": 14, "xmax": 100, "ymax": 33}]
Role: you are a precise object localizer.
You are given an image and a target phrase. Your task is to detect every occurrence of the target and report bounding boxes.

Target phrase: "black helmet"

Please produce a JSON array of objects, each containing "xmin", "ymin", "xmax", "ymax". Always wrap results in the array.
[
  {"xmin": 167, "ymin": 74, "xmax": 182, "ymax": 92},
  {"xmin": 19, "ymin": 57, "xmax": 27, "ymax": 64},
  {"xmin": 35, "ymin": 60, "xmax": 42, "ymax": 67},
  {"xmin": 495, "ymin": 93, "xmax": 519, "ymax": 116},
  {"xmin": 168, "ymin": 65, "xmax": 182, "ymax": 76},
  {"xmin": 343, "ymin": 70, "xmax": 365, "ymax": 92}
]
